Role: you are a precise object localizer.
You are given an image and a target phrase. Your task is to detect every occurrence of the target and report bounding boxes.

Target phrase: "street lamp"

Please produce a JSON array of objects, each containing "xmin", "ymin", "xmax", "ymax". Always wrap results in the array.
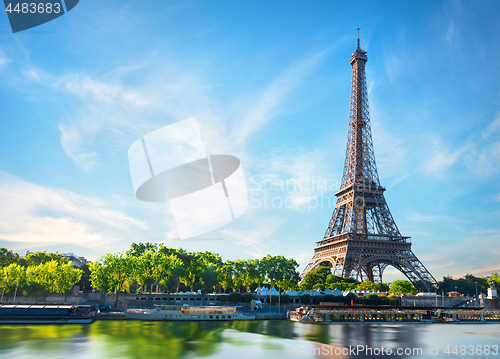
[{"xmin": 475, "ymin": 282, "xmax": 478, "ymax": 301}]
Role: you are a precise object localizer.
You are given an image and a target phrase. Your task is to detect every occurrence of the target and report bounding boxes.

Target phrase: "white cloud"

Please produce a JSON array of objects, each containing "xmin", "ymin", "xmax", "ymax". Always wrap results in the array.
[
  {"xmin": 60, "ymin": 75, "xmax": 150, "ymax": 107},
  {"xmin": 0, "ymin": 172, "xmax": 149, "ymax": 247},
  {"xmin": 405, "ymin": 210, "xmax": 468, "ymax": 224},
  {"xmin": 59, "ymin": 124, "xmax": 99, "ymax": 171},
  {"xmin": 445, "ymin": 22, "xmax": 458, "ymax": 45},
  {"xmin": 0, "ymin": 50, "xmax": 11, "ymax": 68},
  {"xmin": 15, "ymin": 45, "xmax": 330, "ymax": 172},
  {"xmin": 464, "ymin": 140, "xmax": 500, "ymax": 177},
  {"xmin": 423, "ymin": 136, "xmax": 467, "ymax": 176},
  {"xmin": 233, "ymin": 50, "xmax": 328, "ymax": 145},
  {"xmin": 483, "ymin": 112, "xmax": 500, "ymax": 138},
  {"xmin": 370, "ymin": 108, "xmax": 409, "ymax": 182},
  {"xmin": 249, "ymin": 146, "xmax": 339, "ymax": 212},
  {"xmin": 217, "ymin": 216, "xmax": 285, "ymax": 258}
]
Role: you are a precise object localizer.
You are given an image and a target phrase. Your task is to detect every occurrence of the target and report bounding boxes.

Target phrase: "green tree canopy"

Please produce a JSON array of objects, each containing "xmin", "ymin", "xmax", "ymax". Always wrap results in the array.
[
  {"xmin": 389, "ymin": 280, "xmax": 417, "ymax": 295},
  {"xmin": 438, "ymin": 274, "xmax": 489, "ymax": 296},
  {"xmin": 0, "ymin": 263, "xmax": 25, "ymax": 295},
  {"xmin": 355, "ymin": 281, "xmax": 389, "ymax": 292},
  {"xmin": 218, "ymin": 260, "xmax": 234, "ymax": 293},
  {"xmin": 300, "ymin": 266, "xmax": 331, "ymax": 291},
  {"xmin": 155, "ymin": 253, "xmax": 184, "ymax": 293},
  {"xmin": 260, "ymin": 255, "xmax": 300, "ymax": 290},
  {"xmin": 23, "ymin": 252, "xmax": 68, "ymax": 267},
  {"xmin": 233, "ymin": 259, "xmax": 261, "ymax": 292},
  {"xmin": 89, "ymin": 261, "xmax": 112, "ymax": 294},
  {"xmin": 0, "ymin": 247, "xmax": 20, "ymax": 267}
]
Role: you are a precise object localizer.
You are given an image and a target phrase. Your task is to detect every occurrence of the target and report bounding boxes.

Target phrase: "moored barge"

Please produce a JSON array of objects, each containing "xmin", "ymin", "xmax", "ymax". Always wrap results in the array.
[
  {"xmin": 0, "ymin": 304, "xmax": 95, "ymax": 324},
  {"xmin": 126, "ymin": 305, "xmax": 255, "ymax": 321},
  {"xmin": 290, "ymin": 306, "xmax": 500, "ymax": 324}
]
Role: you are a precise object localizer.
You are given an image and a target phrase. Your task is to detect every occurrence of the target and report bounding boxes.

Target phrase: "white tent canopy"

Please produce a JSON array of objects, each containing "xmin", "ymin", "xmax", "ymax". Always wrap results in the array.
[
  {"xmin": 331, "ymin": 288, "xmax": 343, "ymax": 296},
  {"xmin": 311, "ymin": 288, "xmax": 323, "ymax": 296},
  {"xmin": 256, "ymin": 287, "xmax": 270, "ymax": 296}
]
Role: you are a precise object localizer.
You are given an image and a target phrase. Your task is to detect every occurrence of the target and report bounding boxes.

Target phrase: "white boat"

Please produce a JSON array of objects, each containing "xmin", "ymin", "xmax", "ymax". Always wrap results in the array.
[{"xmin": 126, "ymin": 305, "xmax": 255, "ymax": 321}]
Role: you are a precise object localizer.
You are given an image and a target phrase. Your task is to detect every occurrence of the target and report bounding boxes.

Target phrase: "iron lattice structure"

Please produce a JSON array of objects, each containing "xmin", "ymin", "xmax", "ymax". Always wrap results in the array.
[{"xmin": 301, "ymin": 37, "xmax": 438, "ymax": 292}]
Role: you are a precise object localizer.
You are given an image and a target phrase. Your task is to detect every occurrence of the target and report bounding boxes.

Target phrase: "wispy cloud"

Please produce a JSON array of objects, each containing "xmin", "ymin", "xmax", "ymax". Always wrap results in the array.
[
  {"xmin": 249, "ymin": 145, "xmax": 339, "ymax": 212},
  {"xmin": 59, "ymin": 75, "xmax": 150, "ymax": 107},
  {"xmin": 423, "ymin": 136, "xmax": 467, "ymax": 176},
  {"xmin": 0, "ymin": 172, "xmax": 148, "ymax": 247},
  {"xmin": 0, "ymin": 50, "xmax": 11, "ymax": 68},
  {"xmin": 370, "ymin": 105, "xmax": 409, "ymax": 182},
  {"xmin": 464, "ymin": 114, "xmax": 500, "ymax": 177},
  {"xmin": 14, "ymin": 45, "xmax": 332, "ymax": 175},
  {"xmin": 233, "ymin": 50, "xmax": 328, "ymax": 145},
  {"xmin": 483, "ymin": 112, "xmax": 500, "ymax": 138},
  {"xmin": 445, "ymin": 22, "xmax": 458, "ymax": 45},
  {"xmin": 405, "ymin": 210, "xmax": 468, "ymax": 223},
  {"xmin": 217, "ymin": 216, "xmax": 285, "ymax": 258}
]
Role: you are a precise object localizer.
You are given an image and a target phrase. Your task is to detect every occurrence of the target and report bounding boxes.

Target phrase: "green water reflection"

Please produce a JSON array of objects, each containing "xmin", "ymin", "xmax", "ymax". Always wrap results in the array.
[{"xmin": 0, "ymin": 321, "xmax": 499, "ymax": 358}]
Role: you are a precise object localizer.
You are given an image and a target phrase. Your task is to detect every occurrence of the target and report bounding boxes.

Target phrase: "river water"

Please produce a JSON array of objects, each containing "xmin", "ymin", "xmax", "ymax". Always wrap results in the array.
[{"xmin": 0, "ymin": 321, "xmax": 499, "ymax": 358}]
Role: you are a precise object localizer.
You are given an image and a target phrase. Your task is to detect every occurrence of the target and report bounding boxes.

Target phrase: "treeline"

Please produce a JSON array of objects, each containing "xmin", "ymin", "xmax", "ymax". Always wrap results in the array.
[
  {"xmin": 2, "ymin": 245, "xmax": 498, "ymax": 299},
  {"xmin": 89, "ymin": 243, "xmax": 300, "ymax": 298},
  {"xmin": 1, "ymin": 244, "xmax": 300, "ymax": 299},
  {"xmin": 302, "ymin": 266, "xmax": 498, "ymax": 297},
  {"xmin": 0, "ymin": 248, "xmax": 82, "ymax": 298},
  {"xmin": 300, "ymin": 266, "xmax": 421, "ymax": 295},
  {"xmin": 438, "ymin": 274, "xmax": 494, "ymax": 297}
]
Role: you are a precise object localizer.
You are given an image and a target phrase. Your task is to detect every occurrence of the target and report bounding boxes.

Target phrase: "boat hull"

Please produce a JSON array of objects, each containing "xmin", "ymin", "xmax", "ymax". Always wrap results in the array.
[
  {"xmin": 126, "ymin": 307, "xmax": 255, "ymax": 321},
  {"xmin": 0, "ymin": 317, "xmax": 94, "ymax": 324}
]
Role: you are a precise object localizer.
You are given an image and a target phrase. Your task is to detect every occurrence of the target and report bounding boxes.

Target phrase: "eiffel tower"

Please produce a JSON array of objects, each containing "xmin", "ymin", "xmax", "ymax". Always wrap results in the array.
[{"xmin": 301, "ymin": 33, "xmax": 438, "ymax": 292}]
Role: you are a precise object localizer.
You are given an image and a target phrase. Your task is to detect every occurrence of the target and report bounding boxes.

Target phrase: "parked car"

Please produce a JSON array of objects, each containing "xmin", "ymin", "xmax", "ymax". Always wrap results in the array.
[{"xmin": 97, "ymin": 305, "xmax": 112, "ymax": 314}]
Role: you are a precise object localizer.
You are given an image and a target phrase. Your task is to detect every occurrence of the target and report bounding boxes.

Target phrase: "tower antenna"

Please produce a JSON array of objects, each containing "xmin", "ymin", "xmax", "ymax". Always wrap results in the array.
[{"xmin": 357, "ymin": 28, "xmax": 360, "ymax": 47}]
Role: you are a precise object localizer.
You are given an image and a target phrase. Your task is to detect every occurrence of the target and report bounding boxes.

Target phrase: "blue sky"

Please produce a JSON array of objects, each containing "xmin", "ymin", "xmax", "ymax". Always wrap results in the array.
[{"xmin": 0, "ymin": 0, "xmax": 499, "ymax": 283}]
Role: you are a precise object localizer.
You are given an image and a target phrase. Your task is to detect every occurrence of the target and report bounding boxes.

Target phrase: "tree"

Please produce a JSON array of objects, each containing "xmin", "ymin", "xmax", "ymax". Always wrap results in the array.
[
  {"xmin": 126, "ymin": 242, "xmax": 159, "ymax": 257},
  {"xmin": 200, "ymin": 263, "xmax": 219, "ymax": 294},
  {"xmin": 354, "ymin": 281, "xmax": 389, "ymax": 292},
  {"xmin": 24, "ymin": 252, "xmax": 67, "ymax": 267},
  {"xmin": 233, "ymin": 259, "xmax": 261, "ymax": 292},
  {"xmin": 490, "ymin": 273, "xmax": 500, "ymax": 288},
  {"xmin": 131, "ymin": 250, "xmax": 157, "ymax": 294},
  {"xmin": 438, "ymin": 275, "xmax": 489, "ymax": 296},
  {"xmin": 0, "ymin": 247, "xmax": 20, "ymax": 267},
  {"xmin": 325, "ymin": 274, "xmax": 359, "ymax": 292},
  {"xmin": 0, "ymin": 263, "xmax": 25, "ymax": 296},
  {"xmin": 96, "ymin": 253, "xmax": 135, "ymax": 305},
  {"xmin": 177, "ymin": 251, "xmax": 222, "ymax": 293},
  {"xmin": 390, "ymin": 280, "xmax": 417, "ymax": 295},
  {"xmin": 25, "ymin": 265, "xmax": 46, "ymax": 297},
  {"xmin": 219, "ymin": 260, "xmax": 235, "ymax": 293},
  {"xmin": 53, "ymin": 262, "xmax": 83, "ymax": 300},
  {"xmin": 356, "ymin": 281, "xmax": 376, "ymax": 291},
  {"xmin": 276, "ymin": 258, "xmax": 300, "ymax": 290},
  {"xmin": 198, "ymin": 252, "xmax": 222, "ymax": 294},
  {"xmin": 22, "ymin": 261, "xmax": 81, "ymax": 299},
  {"xmin": 374, "ymin": 282, "xmax": 390, "ymax": 292},
  {"xmin": 180, "ymin": 253, "xmax": 204, "ymax": 292},
  {"xmin": 345, "ymin": 292, "xmax": 357, "ymax": 303},
  {"xmin": 260, "ymin": 255, "xmax": 300, "ymax": 291},
  {"xmin": 89, "ymin": 261, "xmax": 112, "ymax": 295},
  {"xmin": 155, "ymin": 253, "xmax": 184, "ymax": 293},
  {"xmin": 365, "ymin": 293, "xmax": 379, "ymax": 305}
]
